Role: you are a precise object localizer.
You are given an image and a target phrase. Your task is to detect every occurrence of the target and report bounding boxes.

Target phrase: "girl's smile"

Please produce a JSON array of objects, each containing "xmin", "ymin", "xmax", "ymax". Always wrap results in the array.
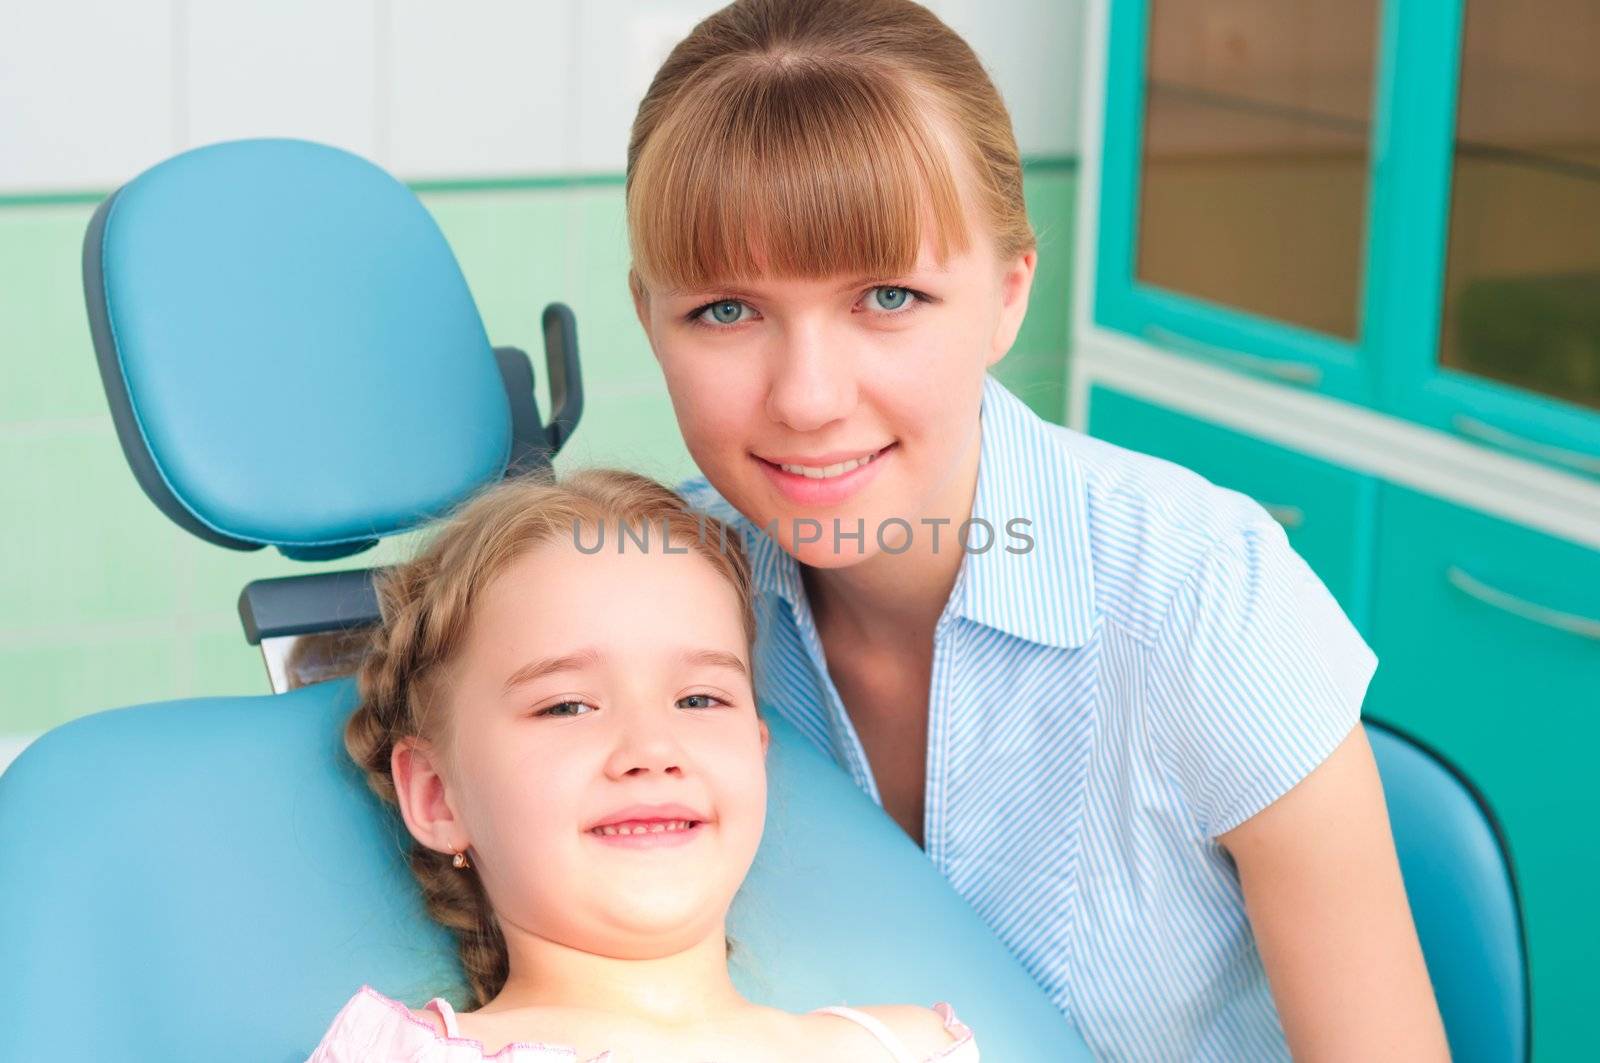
[
  {"xmin": 587, "ymin": 803, "xmax": 712, "ymax": 849},
  {"xmin": 587, "ymin": 819, "xmax": 708, "ymax": 849}
]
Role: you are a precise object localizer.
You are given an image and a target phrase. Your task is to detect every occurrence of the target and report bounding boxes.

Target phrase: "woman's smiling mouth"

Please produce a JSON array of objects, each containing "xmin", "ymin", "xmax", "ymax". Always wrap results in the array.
[{"xmin": 755, "ymin": 443, "xmax": 896, "ymax": 507}]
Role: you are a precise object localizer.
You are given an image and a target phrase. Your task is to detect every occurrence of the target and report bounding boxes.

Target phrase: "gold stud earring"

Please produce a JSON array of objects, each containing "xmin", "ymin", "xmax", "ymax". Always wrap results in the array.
[{"xmin": 452, "ymin": 849, "xmax": 470, "ymax": 870}]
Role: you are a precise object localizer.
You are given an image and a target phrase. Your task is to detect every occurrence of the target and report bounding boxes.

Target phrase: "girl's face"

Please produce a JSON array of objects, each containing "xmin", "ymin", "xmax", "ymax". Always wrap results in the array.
[
  {"xmin": 634, "ymin": 204, "xmax": 1036, "ymax": 569},
  {"xmin": 397, "ymin": 536, "xmax": 767, "ymax": 961}
]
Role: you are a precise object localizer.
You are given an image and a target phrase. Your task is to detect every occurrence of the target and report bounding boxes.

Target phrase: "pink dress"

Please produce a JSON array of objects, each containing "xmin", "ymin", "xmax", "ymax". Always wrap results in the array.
[{"xmin": 306, "ymin": 984, "xmax": 980, "ymax": 1062}]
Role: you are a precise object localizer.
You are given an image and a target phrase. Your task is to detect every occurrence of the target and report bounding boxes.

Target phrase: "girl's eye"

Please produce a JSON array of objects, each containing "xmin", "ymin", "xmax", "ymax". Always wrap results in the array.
[
  {"xmin": 677, "ymin": 693, "xmax": 727, "ymax": 710},
  {"xmin": 692, "ymin": 299, "xmax": 753, "ymax": 327},
  {"xmin": 866, "ymin": 285, "xmax": 918, "ymax": 312},
  {"xmin": 536, "ymin": 700, "xmax": 595, "ymax": 718}
]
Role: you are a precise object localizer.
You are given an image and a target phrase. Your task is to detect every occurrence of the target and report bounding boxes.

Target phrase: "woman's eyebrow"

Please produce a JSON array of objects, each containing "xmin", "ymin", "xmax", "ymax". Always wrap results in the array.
[
  {"xmin": 833, "ymin": 274, "xmax": 899, "ymax": 293},
  {"xmin": 836, "ymin": 262, "xmax": 954, "ymax": 291},
  {"xmin": 668, "ymin": 283, "xmax": 763, "ymax": 300},
  {"xmin": 668, "ymin": 271, "xmax": 943, "ymax": 301},
  {"xmin": 501, "ymin": 648, "xmax": 602, "ymax": 693},
  {"xmin": 681, "ymin": 648, "xmax": 749, "ymax": 677}
]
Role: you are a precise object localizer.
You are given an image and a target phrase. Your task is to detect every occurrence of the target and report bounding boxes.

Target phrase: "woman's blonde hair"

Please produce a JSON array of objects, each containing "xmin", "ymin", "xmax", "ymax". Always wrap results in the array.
[
  {"xmin": 626, "ymin": 0, "xmax": 1035, "ymax": 295},
  {"xmin": 344, "ymin": 469, "xmax": 755, "ymax": 1006}
]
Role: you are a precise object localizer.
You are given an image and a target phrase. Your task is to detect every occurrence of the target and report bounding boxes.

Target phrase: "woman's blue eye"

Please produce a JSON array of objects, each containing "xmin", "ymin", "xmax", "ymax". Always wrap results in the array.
[
  {"xmin": 538, "ymin": 700, "xmax": 593, "ymax": 718},
  {"xmin": 868, "ymin": 286, "xmax": 915, "ymax": 312},
  {"xmin": 698, "ymin": 300, "xmax": 748, "ymax": 326},
  {"xmin": 677, "ymin": 693, "xmax": 724, "ymax": 710}
]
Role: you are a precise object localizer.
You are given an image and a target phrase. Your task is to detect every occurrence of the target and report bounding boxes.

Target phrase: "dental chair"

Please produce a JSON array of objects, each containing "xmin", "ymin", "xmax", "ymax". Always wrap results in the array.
[
  {"xmin": 0, "ymin": 138, "xmax": 1089, "ymax": 1062},
  {"xmin": 0, "ymin": 139, "xmax": 1524, "ymax": 1062},
  {"xmin": 1364, "ymin": 722, "xmax": 1527, "ymax": 1062}
]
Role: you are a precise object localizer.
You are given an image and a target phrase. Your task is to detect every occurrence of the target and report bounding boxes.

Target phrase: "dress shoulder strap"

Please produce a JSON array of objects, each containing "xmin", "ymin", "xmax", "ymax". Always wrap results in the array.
[
  {"xmin": 811, "ymin": 1005, "xmax": 919, "ymax": 1063},
  {"xmin": 425, "ymin": 996, "xmax": 463, "ymax": 1038}
]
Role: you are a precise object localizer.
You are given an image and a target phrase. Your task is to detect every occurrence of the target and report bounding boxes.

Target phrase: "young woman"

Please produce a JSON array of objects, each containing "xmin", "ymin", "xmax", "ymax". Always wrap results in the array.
[{"xmin": 625, "ymin": 0, "xmax": 1450, "ymax": 1058}]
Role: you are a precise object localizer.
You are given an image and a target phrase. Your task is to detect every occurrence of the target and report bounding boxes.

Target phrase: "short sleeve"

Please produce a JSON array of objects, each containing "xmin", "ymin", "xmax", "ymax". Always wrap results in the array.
[
  {"xmin": 1144, "ymin": 520, "xmax": 1377, "ymax": 838},
  {"xmin": 304, "ymin": 988, "xmax": 383, "ymax": 1062},
  {"xmin": 304, "ymin": 986, "xmax": 455, "ymax": 1062}
]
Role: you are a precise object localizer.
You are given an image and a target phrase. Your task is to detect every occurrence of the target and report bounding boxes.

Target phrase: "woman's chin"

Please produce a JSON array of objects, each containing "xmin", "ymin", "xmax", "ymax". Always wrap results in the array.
[{"xmin": 787, "ymin": 538, "xmax": 880, "ymax": 570}]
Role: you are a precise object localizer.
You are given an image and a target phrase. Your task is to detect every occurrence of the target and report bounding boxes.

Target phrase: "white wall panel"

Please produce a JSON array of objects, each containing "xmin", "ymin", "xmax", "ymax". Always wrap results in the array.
[
  {"xmin": 183, "ymin": 0, "xmax": 379, "ymax": 160},
  {"xmin": 0, "ymin": 0, "xmax": 1080, "ymax": 190},
  {"xmin": 0, "ymin": 0, "xmax": 178, "ymax": 193},
  {"xmin": 929, "ymin": 0, "xmax": 1085, "ymax": 157},
  {"xmin": 387, "ymin": 0, "xmax": 573, "ymax": 179},
  {"xmin": 569, "ymin": 0, "xmax": 720, "ymax": 174}
]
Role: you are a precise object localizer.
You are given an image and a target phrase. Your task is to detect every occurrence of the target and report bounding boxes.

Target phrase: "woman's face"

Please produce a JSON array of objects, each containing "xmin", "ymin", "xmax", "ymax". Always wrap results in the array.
[
  {"xmin": 634, "ymin": 214, "xmax": 1036, "ymax": 569},
  {"xmin": 397, "ymin": 537, "xmax": 767, "ymax": 961}
]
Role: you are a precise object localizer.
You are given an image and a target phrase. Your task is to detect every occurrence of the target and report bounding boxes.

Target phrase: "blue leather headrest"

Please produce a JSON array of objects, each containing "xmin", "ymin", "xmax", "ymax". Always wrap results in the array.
[{"xmin": 82, "ymin": 138, "xmax": 511, "ymax": 558}]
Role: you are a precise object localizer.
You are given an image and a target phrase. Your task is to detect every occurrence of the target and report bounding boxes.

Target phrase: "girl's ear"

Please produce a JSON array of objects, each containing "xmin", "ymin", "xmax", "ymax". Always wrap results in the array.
[
  {"xmin": 986, "ymin": 248, "xmax": 1038, "ymax": 367},
  {"xmin": 759, "ymin": 718, "xmax": 771, "ymax": 756},
  {"xmin": 391, "ymin": 736, "xmax": 468, "ymax": 857}
]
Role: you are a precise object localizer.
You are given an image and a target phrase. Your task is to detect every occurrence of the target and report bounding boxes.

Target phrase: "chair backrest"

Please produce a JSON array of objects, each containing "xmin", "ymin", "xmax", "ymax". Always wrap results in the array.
[
  {"xmin": 1366, "ymin": 722, "xmax": 1528, "ymax": 1063},
  {"xmin": 0, "ymin": 681, "xmax": 1089, "ymax": 1060},
  {"xmin": 82, "ymin": 137, "xmax": 517, "ymax": 561}
]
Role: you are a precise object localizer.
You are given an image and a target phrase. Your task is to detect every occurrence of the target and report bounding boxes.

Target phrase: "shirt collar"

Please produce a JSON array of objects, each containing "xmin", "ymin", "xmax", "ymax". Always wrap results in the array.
[
  {"xmin": 955, "ymin": 375, "xmax": 1097, "ymax": 648},
  {"xmin": 736, "ymin": 374, "xmax": 1098, "ymax": 650}
]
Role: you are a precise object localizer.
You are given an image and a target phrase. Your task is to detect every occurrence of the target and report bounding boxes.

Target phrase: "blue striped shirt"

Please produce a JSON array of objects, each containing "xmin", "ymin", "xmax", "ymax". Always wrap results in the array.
[{"xmin": 679, "ymin": 374, "xmax": 1377, "ymax": 1060}]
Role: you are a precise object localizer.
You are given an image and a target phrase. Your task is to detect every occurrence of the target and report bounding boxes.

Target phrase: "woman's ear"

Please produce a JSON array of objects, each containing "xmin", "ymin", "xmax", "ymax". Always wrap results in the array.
[
  {"xmin": 986, "ymin": 248, "xmax": 1038, "ymax": 367},
  {"xmin": 629, "ymin": 269, "xmax": 652, "ymax": 330},
  {"xmin": 629, "ymin": 269, "xmax": 667, "ymax": 364},
  {"xmin": 391, "ymin": 736, "xmax": 468, "ymax": 857},
  {"xmin": 759, "ymin": 718, "xmax": 771, "ymax": 756}
]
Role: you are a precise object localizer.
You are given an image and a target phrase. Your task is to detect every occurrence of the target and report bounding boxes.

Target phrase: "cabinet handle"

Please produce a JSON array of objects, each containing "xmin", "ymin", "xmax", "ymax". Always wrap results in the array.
[
  {"xmin": 1262, "ymin": 503, "xmax": 1305, "ymax": 529},
  {"xmin": 1453, "ymin": 415, "xmax": 1600, "ymax": 477},
  {"xmin": 1145, "ymin": 326, "xmax": 1324, "ymax": 387},
  {"xmin": 1445, "ymin": 565, "xmax": 1600, "ymax": 641}
]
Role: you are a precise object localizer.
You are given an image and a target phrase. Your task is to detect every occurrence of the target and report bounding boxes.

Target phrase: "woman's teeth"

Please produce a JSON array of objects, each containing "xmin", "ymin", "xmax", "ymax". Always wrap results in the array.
[
  {"xmin": 778, "ymin": 451, "xmax": 879, "ymax": 479},
  {"xmin": 592, "ymin": 820, "xmax": 695, "ymax": 836}
]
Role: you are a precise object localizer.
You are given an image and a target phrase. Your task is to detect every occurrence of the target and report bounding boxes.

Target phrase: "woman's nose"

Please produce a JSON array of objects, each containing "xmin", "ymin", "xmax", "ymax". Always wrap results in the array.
[{"xmin": 764, "ymin": 322, "xmax": 857, "ymax": 432}]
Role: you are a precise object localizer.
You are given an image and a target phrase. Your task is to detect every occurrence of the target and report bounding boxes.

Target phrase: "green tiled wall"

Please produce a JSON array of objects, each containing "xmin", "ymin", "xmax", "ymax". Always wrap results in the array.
[{"xmin": 0, "ymin": 163, "xmax": 1075, "ymax": 739}]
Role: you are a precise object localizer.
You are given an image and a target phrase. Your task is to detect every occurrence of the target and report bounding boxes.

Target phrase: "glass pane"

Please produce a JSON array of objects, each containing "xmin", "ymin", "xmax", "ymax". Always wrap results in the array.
[
  {"xmin": 1440, "ymin": 0, "xmax": 1600, "ymax": 411},
  {"xmin": 1136, "ymin": 0, "xmax": 1380, "ymax": 339}
]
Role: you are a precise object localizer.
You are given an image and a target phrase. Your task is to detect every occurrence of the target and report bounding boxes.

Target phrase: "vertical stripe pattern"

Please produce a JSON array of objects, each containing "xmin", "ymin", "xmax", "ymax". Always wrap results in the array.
[{"xmin": 679, "ymin": 376, "xmax": 1376, "ymax": 1061}]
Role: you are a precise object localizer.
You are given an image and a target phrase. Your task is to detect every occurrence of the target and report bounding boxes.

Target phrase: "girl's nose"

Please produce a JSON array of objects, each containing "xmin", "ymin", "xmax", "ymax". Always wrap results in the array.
[
  {"xmin": 764, "ymin": 322, "xmax": 858, "ymax": 432},
  {"xmin": 603, "ymin": 710, "xmax": 687, "ymax": 779}
]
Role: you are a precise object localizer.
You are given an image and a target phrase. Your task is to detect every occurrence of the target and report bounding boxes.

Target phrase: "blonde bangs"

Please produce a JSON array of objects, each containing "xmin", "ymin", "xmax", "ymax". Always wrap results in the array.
[{"xmin": 627, "ymin": 59, "xmax": 972, "ymax": 292}]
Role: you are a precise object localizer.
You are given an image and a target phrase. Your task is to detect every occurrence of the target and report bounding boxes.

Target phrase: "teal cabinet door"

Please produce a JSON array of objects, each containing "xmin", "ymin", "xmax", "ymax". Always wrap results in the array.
[
  {"xmin": 1366, "ymin": 484, "xmax": 1600, "ymax": 1061},
  {"xmin": 1095, "ymin": 0, "xmax": 1389, "ymax": 403},
  {"xmin": 1085, "ymin": 386, "xmax": 1376, "ymax": 628},
  {"xmin": 1376, "ymin": 0, "xmax": 1600, "ymax": 475}
]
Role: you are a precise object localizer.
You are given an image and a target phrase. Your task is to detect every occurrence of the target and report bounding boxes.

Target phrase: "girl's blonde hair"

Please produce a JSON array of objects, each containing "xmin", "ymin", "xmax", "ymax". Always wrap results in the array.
[
  {"xmin": 345, "ymin": 469, "xmax": 756, "ymax": 1006},
  {"xmin": 626, "ymin": 0, "xmax": 1035, "ymax": 295}
]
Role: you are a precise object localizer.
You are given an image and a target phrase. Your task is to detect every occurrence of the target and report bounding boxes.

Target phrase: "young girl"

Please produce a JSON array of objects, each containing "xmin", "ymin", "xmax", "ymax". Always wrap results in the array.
[
  {"xmin": 306, "ymin": 471, "xmax": 978, "ymax": 1061},
  {"xmin": 627, "ymin": 1, "xmax": 1449, "ymax": 1058}
]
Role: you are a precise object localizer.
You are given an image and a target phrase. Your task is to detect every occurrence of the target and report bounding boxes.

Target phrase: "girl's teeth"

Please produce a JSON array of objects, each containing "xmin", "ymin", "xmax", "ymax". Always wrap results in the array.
[
  {"xmin": 595, "ymin": 820, "xmax": 693, "ymax": 836},
  {"xmin": 779, "ymin": 452, "xmax": 877, "ymax": 479}
]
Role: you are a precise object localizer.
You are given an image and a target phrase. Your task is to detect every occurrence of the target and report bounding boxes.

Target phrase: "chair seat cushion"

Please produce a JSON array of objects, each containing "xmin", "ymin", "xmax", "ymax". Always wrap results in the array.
[{"xmin": 0, "ymin": 679, "xmax": 1089, "ymax": 1060}]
